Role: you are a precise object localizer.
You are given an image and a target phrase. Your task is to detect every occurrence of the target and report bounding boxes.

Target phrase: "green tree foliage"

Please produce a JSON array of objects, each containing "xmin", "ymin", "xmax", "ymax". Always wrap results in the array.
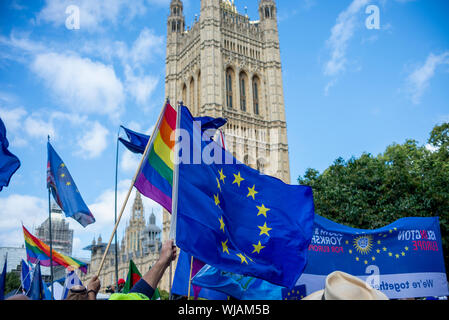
[
  {"xmin": 5, "ymin": 272, "xmax": 21, "ymax": 296},
  {"xmin": 298, "ymin": 123, "xmax": 449, "ymax": 273}
]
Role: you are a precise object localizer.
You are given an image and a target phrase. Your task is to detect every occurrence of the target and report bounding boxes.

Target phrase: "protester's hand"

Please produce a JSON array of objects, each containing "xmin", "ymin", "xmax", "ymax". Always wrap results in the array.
[
  {"xmin": 160, "ymin": 240, "xmax": 177, "ymax": 267},
  {"xmin": 87, "ymin": 275, "xmax": 101, "ymax": 294}
]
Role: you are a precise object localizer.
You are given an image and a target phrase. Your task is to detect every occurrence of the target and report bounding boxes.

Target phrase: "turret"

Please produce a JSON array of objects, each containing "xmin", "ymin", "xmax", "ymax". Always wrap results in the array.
[
  {"xmin": 168, "ymin": 0, "xmax": 185, "ymax": 34},
  {"xmin": 259, "ymin": 0, "xmax": 277, "ymax": 21}
]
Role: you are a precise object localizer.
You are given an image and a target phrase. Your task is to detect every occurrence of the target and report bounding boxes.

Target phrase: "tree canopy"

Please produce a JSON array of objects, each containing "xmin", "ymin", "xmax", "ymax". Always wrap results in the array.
[{"xmin": 298, "ymin": 123, "xmax": 449, "ymax": 273}]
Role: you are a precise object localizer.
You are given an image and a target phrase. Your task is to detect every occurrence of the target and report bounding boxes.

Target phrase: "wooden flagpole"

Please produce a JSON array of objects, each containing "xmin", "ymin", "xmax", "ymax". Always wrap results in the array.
[
  {"xmin": 96, "ymin": 102, "xmax": 168, "ymax": 278},
  {"xmin": 168, "ymin": 101, "xmax": 182, "ymax": 299}
]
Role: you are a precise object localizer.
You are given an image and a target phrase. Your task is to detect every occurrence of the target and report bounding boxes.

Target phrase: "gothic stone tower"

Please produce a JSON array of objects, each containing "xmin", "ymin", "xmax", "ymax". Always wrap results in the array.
[
  {"xmin": 165, "ymin": 0, "xmax": 290, "ymax": 181},
  {"xmin": 163, "ymin": 0, "xmax": 290, "ymax": 261}
]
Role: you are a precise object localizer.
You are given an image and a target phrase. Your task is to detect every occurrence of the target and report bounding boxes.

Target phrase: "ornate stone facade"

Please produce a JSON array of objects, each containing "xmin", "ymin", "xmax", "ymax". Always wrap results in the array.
[{"xmin": 80, "ymin": 191, "xmax": 162, "ymax": 293}]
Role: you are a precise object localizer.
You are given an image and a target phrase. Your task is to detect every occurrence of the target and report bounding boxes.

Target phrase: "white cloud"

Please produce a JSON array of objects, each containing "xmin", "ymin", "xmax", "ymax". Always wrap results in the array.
[
  {"xmin": 121, "ymin": 150, "xmax": 141, "ymax": 173},
  {"xmin": 31, "ymin": 52, "xmax": 125, "ymax": 120},
  {"xmin": 324, "ymin": 0, "xmax": 369, "ymax": 77},
  {"xmin": 406, "ymin": 51, "xmax": 449, "ymax": 105},
  {"xmin": 24, "ymin": 114, "xmax": 56, "ymax": 140},
  {"xmin": 0, "ymin": 194, "xmax": 47, "ymax": 247},
  {"xmin": 125, "ymin": 66, "xmax": 159, "ymax": 107},
  {"xmin": 76, "ymin": 121, "xmax": 110, "ymax": 159},
  {"xmin": 129, "ymin": 28, "xmax": 165, "ymax": 66}
]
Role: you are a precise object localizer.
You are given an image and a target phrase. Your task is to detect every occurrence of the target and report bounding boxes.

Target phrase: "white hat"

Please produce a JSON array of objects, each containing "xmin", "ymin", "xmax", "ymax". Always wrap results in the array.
[{"xmin": 302, "ymin": 271, "xmax": 389, "ymax": 300}]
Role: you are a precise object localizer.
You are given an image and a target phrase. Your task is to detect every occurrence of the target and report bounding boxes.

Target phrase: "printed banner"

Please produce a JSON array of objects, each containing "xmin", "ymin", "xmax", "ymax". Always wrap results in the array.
[{"xmin": 297, "ymin": 215, "xmax": 448, "ymax": 299}]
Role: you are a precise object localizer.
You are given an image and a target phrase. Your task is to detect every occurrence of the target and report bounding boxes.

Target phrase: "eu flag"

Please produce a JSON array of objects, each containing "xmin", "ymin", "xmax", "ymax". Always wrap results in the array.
[
  {"xmin": 173, "ymin": 106, "xmax": 315, "ymax": 288},
  {"xmin": 0, "ymin": 117, "xmax": 20, "ymax": 192},
  {"xmin": 47, "ymin": 142, "xmax": 95, "ymax": 227},
  {"xmin": 119, "ymin": 126, "xmax": 150, "ymax": 154}
]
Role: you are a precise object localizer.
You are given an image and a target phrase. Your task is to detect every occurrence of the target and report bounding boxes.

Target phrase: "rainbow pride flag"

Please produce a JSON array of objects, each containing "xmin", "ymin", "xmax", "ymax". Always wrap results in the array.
[
  {"xmin": 134, "ymin": 103, "xmax": 176, "ymax": 212},
  {"xmin": 23, "ymin": 225, "xmax": 88, "ymax": 274}
]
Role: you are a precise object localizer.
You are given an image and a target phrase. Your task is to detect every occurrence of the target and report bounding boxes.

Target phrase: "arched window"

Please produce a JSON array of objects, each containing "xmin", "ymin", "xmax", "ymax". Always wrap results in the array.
[
  {"xmin": 239, "ymin": 72, "xmax": 248, "ymax": 112},
  {"xmin": 253, "ymin": 76, "xmax": 260, "ymax": 115},
  {"xmin": 197, "ymin": 70, "xmax": 201, "ymax": 113},
  {"xmin": 182, "ymin": 83, "xmax": 187, "ymax": 106},
  {"xmin": 189, "ymin": 77, "xmax": 195, "ymax": 114},
  {"xmin": 226, "ymin": 68, "xmax": 234, "ymax": 109}
]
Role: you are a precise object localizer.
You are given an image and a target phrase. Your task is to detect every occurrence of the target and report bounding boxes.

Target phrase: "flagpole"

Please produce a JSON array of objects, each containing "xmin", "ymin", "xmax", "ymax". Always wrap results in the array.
[
  {"xmin": 168, "ymin": 101, "xmax": 182, "ymax": 299},
  {"xmin": 169, "ymin": 101, "xmax": 182, "ymax": 242},
  {"xmin": 96, "ymin": 102, "xmax": 169, "ymax": 278},
  {"xmin": 47, "ymin": 136, "xmax": 54, "ymax": 300},
  {"xmin": 187, "ymin": 256, "xmax": 193, "ymax": 299},
  {"xmin": 114, "ymin": 128, "xmax": 120, "ymax": 292}
]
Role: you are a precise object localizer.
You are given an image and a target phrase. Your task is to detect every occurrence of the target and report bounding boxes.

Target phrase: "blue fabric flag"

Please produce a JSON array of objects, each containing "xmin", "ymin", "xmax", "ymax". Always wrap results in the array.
[
  {"xmin": 47, "ymin": 142, "xmax": 95, "ymax": 227},
  {"xmin": 281, "ymin": 285, "xmax": 307, "ymax": 300},
  {"xmin": 62, "ymin": 270, "xmax": 83, "ymax": 299},
  {"xmin": 192, "ymin": 265, "xmax": 283, "ymax": 300},
  {"xmin": 20, "ymin": 259, "xmax": 32, "ymax": 294},
  {"xmin": 171, "ymin": 250, "xmax": 228, "ymax": 300},
  {"xmin": 173, "ymin": 106, "xmax": 315, "ymax": 288},
  {"xmin": 0, "ymin": 256, "xmax": 6, "ymax": 300},
  {"xmin": 119, "ymin": 117, "xmax": 227, "ymax": 155},
  {"xmin": 119, "ymin": 126, "xmax": 150, "ymax": 154},
  {"xmin": 27, "ymin": 262, "xmax": 47, "ymax": 300},
  {"xmin": 297, "ymin": 215, "xmax": 449, "ymax": 299},
  {"xmin": 0, "ymin": 118, "xmax": 20, "ymax": 192}
]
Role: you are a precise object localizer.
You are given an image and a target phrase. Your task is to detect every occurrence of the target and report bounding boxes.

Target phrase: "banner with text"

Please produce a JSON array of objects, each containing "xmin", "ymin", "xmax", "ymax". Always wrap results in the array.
[{"xmin": 297, "ymin": 215, "xmax": 448, "ymax": 299}]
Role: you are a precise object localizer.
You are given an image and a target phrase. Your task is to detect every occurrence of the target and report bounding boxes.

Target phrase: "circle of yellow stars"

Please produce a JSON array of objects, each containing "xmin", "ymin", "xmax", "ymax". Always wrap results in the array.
[
  {"xmin": 346, "ymin": 228, "xmax": 409, "ymax": 264},
  {"xmin": 214, "ymin": 168, "xmax": 271, "ymax": 265}
]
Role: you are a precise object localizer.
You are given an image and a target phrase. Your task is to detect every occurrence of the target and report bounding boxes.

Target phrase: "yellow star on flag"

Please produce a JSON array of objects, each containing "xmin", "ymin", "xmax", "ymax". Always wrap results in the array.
[
  {"xmin": 355, "ymin": 257, "xmax": 359, "ymax": 261},
  {"xmin": 216, "ymin": 178, "xmax": 221, "ymax": 191},
  {"xmin": 247, "ymin": 185, "xmax": 258, "ymax": 200},
  {"xmin": 66, "ymin": 181, "xmax": 71, "ymax": 186},
  {"xmin": 252, "ymin": 241, "xmax": 265, "ymax": 254},
  {"xmin": 236, "ymin": 253, "xmax": 248, "ymax": 264},
  {"xmin": 388, "ymin": 252, "xmax": 393, "ymax": 257},
  {"xmin": 60, "ymin": 173, "xmax": 65, "ymax": 178},
  {"xmin": 233, "ymin": 172, "xmax": 244, "ymax": 187},
  {"xmin": 405, "ymin": 246, "xmax": 409, "ymax": 251},
  {"xmin": 219, "ymin": 216, "xmax": 225, "ymax": 233},
  {"xmin": 401, "ymin": 252, "xmax": 405, "ymax": 256},
  {"xmin": 60, "ymin": 163, "xmax": 65, "ymax": 168},
  {"xmin": 258, "ymin": 222, "xmax": 272, "ymax": 237},
  {"xmin": 214, "ymin": 194, "xmax": 220, "ymax": 207},
  {"xmin": 256, "ymin": 204, "xmax": 270, "ymax": 218},
  {"xmin": 219, "ymin": 169, "xmax": 226, "ymax": 184},
  {"xmin": 221, "ymin": 239, "xmax": 230, "ymax": 255}
]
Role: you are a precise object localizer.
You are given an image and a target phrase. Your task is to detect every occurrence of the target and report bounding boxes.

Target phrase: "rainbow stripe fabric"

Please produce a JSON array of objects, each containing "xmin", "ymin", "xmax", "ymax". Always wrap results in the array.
[
  {"xmin": 134, "ymin": 103, "xmax": 176, "ymax": 212},
  {"xmin": 23, "ymin": 225, "xmax": 88, "ymax": 274}
]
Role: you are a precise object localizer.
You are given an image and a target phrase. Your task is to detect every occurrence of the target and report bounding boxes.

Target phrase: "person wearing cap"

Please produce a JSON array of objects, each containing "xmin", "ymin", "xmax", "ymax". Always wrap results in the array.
[
  {"xmin": 117, "ymin": 278, "xmax": 126, "ymax": 293},
  {"xmin": 302, "ymin": 271, "xmax": 389, "ymax": 300},
  {"xmin": 65, "ymin": 275, "xmax": 101, "ymax": 300},
  {"xmin": 109, "ymin": 240, "xmax": 177, "ymax": 300}
]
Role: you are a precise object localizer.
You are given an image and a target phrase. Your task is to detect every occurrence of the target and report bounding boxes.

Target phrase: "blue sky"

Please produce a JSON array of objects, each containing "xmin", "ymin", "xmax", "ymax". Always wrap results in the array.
[{"xmin": 0, "ymin": 0, "xmax": 448, "ymax": 260}]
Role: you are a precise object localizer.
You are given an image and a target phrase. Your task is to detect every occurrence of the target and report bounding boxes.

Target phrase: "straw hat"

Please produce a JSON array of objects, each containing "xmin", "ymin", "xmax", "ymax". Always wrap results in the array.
[{"xmin": 302, "ymin": 271, "xmax": 389, "ymax": 300}]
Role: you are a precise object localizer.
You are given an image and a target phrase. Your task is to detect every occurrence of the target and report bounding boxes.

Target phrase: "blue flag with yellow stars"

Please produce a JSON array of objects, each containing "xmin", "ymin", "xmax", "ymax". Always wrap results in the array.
[
  {"xmin": 47, "ymin": 142, "xmax": 95, "ymax": 227},
  {"xmin": 173, "ymin": 106, "xmax": 315, "ymax": 288}
]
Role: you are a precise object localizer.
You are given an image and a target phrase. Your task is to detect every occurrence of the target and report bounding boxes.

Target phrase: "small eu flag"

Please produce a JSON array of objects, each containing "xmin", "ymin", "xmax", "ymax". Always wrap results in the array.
[
  {"xmin": 47, "ymin": 142, "xmax": 95, "ymax": 227},
  {"xmin": 173, "ymin": 106, "xmax": 315, "ymax": 288}
]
